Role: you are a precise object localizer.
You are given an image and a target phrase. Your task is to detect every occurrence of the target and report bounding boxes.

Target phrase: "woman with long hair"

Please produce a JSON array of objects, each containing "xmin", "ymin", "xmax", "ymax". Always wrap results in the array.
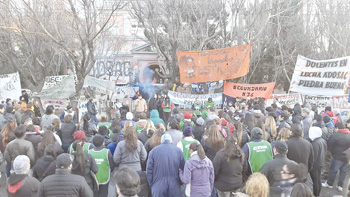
[
  {"xmin": 60, "ymin": 114, "xmax": 77, "ymax": 152},
  {"xmin": 138, "ymin": 120, "xmax": 156, "ymax": 144},
  {"xmin": 1, "ymin": 118, "xmax": 17, "ymax": 152},
  {"xmin": 242, "ymin": 113, "xmax": 255, "ymax": 135},
  {"xmin": 233, "ymin": 121, "xmax": 250, "ymax": 148},
  {"xmin": 51, "ymin": 118, "xmax": 62, "ymax": 146},
  {"xmin": 145, "ymin": 128, "xmax": 165, "ymax": 153},
  {"xmin": 276, "ymin": 128, "xmax": 291, "ymax": 141},
  {"xmin": 213, "ymin": 135, "xmax": 245, "ymax": 196},
  {"xmin": 80, "ymin": 114, "xmax": 97, "ymax": 140},
  {"xmin": 113, "ymin": 126, "xmax": 147, "ymax": 171},
  {"xmin": 37, "ymin": 126, "xmax": 63, "ymax": 158},
  {"xmin": 265, "ymin": 116, "xmax": 277, "ymax": 140},
  {"xmin": 71, "ymin": 142, "xmax": 98, "ymax": 191},
  {"xmin": 245, "ymin": 172, "xmax": 270, "ymax": 197},
  {"xmin": 255, "ymin": 119, "xmax": 271, "ymax": 142},
  {"xmin": 32, "ymin": 144, "xmax": 57, "ymax": 181},
  {"xmin": 201, "ymin": 125, "xmax": 225, "ymax": 161},
  {"xmin": 180, "ymin": 143, "xmax": 214, "ymax": 197}
]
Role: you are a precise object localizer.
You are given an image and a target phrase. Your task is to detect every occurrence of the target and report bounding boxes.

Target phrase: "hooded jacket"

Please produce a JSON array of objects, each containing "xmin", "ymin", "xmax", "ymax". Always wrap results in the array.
[
  {"xmin": 309, "ymin": 127, "xmax": 327, "ymax": 168},
  {"xmin": 149, "ymin": 110, "xmax": 165, "ymax": 128},
  {"xmin": 327, "ymin": 128, "xmax": 350, "ymax": 162},
  {"xmin": 8, "ymin": 174, "xmax": 40, "ymax": 197},
  {"xmin": 286, "ymin": 136, "xmax": 314, "ymax": 172},
  {"xmin": 179, "ymin": 152, "xmax": 214, "ymax": 197}
]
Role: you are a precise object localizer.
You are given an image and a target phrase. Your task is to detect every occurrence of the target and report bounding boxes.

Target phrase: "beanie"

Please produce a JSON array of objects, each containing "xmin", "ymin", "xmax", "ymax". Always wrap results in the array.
[
  {"xmin": 126, "ymin": 112, "xmax": 133, "ymax": 120},
  {"xmin": 184, "ymin": 112, "xmax": 191, "ymax": 119},
  {"xmin": 74, "ymin": 130, "xmax": 86, "ymax": 140},
  {"xmin": 13, "ymin": 155, "xmax": 30, "ymax": 174},
  {"xmin": 161, "ymin": 133, "xmax": 173, "ymax": 143},
  {"xmin": 309, "ymin": 127, "xmax": 322, "ymax": 141},
  {"xmin": 183, "ymin": 126, "xmax": 193, "ymax": 137}
]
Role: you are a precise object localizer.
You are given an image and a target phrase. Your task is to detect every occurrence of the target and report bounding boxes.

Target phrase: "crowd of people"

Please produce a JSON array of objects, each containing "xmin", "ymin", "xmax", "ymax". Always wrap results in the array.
[{"xmin": 0, "ymin": 91, "xmax": 349, "ymax": 197}]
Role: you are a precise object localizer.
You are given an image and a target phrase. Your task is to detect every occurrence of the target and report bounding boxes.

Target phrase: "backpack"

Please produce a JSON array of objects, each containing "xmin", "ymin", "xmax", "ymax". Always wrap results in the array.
[{"xmin": 322, "ymin": 112, "xmax": 334, "ymax": 127}]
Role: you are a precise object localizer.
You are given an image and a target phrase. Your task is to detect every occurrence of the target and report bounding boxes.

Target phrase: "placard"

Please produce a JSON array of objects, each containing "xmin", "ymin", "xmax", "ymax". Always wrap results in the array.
[
  {"xmin": 167, "ymin": 91, "xmax": 222, "ymax": 106},
  {"xmin": 223, "ymin": 82, "xmax": 275, "ymax": 100}
]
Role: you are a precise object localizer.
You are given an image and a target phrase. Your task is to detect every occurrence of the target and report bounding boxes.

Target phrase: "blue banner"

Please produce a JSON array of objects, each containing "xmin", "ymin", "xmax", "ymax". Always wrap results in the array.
[{"xmin": 167, "ymin": 91, "xmax": 222, "ymax": 106}]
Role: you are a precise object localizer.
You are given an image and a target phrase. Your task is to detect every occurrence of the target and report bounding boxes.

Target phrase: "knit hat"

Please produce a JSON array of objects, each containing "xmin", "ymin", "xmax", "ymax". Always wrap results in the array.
[
  {"xmin": 13, "ymin": 155, "xmax": 30, "ymax": 174},
  {"xmin": 56, "ymin": 153, "xmax": 73, "ymax": 169},
  {"xmin": 126, "ymin": 112, "xmax": 133, "ymax": 120},
  {"xmin": 196, "ymin": 117, "xmax": 205, "ymax": 126},
  {"xmin": 161, "ymin": 133, "xmax": 173, "ymax": 143},
  {"xmin": 184, "ymin": 112, "xmax": 191, "ymax": 119},
  {"xmin": 74, "ymin": 130, "xmax": 86, "ymax": 140},
  {"xmin": 309, "ymin": 127, "xmax": 322, "ymax": 141},
  {"xmin": 183, "ymin": 126, "xmax": 193, "ymax": 137},
  {"xmin": 272, "ymin": 141, "xmax": 288, "ymax": 154}
]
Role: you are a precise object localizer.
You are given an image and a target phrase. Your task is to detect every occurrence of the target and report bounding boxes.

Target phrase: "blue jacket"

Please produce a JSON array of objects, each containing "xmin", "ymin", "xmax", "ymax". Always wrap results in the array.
[
  {"xmin": 146, "ymin": 141, "xmax": 185, "ymax": 197},
  {"xmin": 149, "ymin": 110, "xmax": 165, "ymax": 127}
]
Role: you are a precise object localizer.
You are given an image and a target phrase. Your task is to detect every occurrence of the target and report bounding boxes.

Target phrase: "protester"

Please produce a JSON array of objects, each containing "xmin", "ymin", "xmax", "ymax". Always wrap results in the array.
[
  {"xmin": 233, "ymin": 121, "xmax": 250, "ymax": 148},
  {"xmin": 192, "ymin": 98, "xmax": 203, "ymax": 117},
  {"xmin": 32, "ymin": 144, "xmax": 57, "ymax": 181},
  {"xmin": 20, "ymin": 103, "xmax": 35, "ymax": 124},
  {"xmin": 213, "ymin": 135, "xmax": 244, "ymax": 196},
  {"xmin": 161, "ymin": 96, "xmax": 173, "ymax": 123},
  {"xmin": 138, "ymin": 120, "xmax": 156, "ymax": 144},
  {"xmin": 0, "ymin": 105, "xmax": 6, "ymax": 130},
  {"xmin": 264, "ymin": 116, "xmax": 277, "ymax": 141},
  {"xmin": 165, "ymin": 118, "xmax": 182, "ymax": 145},
  {"xmin": 40, "ymin": 105, "xmax": 58, "ymax": 131},
  {"xmin": 51, "ymin": 118, "xmax": 63, "ymax": 145},
  {"xmin": 135, "ymin": 113, "xmax": 148, "ymax": 134},
  {"xmin": 107, "ymin": 134, "xmax": 119, "ymax": 156},
  {"xmin": 146, "ymin": 134, "xmax": 185, "ymax": 197},
  {"xmin": 301, "ymin": 108, "xmax": 312, "ymax": 140},
  {"xmin": 121, "ymin": 112, "xmax": 135, "ymax": 128},
  {"xmin": 33, "ymin": 100, "xmax": 41, "ymax": 118},
  {"xmin": 60, "ymin": 105, "xmax": 77, "ymax": 123},
  {"xmin": 276, "ymin": 127, "xmax": 291, "ymax": 141},
  {"xmin": 180, "ymin": 142, "xmax": 214, "ymax": 197},
  {"xmin": 19, "ymin": 90, "xmax": 29, "ymax": 104},
  {"xmin": 149, "ymin": 109, "xmax": 165, "ymax": 128},
  {"xmin": 37, "ymin": 127, "xmax": 64, "ymax": 158},
  {"xmin": 80, "ymin": 114, "xmax": 98, "ymax": 140},
  {"xmin": 114, "ymin": 167, "xmax": 141, "ymax": 197},
  {"xmin": 148, "ymin": 94, "xmax": 160, "ymax": 113},
  {"xmin": 144, "ymin": 128, "xmax": 165, "ymax": 153},
  {"xmin": 290, "ymin": 183, "xmax": 314, "ymax": 197},
  {"xmin": 177, "ymin": 126, "xmax": 199, "ymax": 161},
  {"xmin": 193, "ymin": 117, "xmax": 205, "ymax": 141},
  {"xmin": 245, "ymin": 172, "xmax": 270, "ymax": 197},
  {"xmin": 201, "ymin": 125, "xmax": 225, "ymax": 161},
  {"xmin": 37, "ymin": 153, "xmax": 93, "ymax": 196},
  {"xmin": 59, "ymin": 114, "xmax": 76, "ymax": 152},
  {"xmin": 87, "ymin": 98, "xmax": 98, "ymax": 124},
  {"xmin": 24, "ymin": 124, "xmax": 42, "ymax": 161},
  {"xmin": 179, "ymin": 112, "xmax": 194, "ymax": 131}
]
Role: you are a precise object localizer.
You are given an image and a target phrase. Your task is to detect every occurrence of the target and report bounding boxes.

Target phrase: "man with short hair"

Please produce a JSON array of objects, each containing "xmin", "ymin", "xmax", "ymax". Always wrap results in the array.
[
  {"xmin": 60, "ymin": 105, "xmax": 77, "ymax": 123},
  {"xmin": 38, "ymin": 153, "xmax": 93, "ymax": 197},
  {"xmin": 134, "ymin": 95, "xmax": 147, "ymax": 117},
  {"xmin": 87, "ymin": 98, "xmax": 98, "ymax": 124},
  {"xmin": 301, "ymin": 108, "xmax": 312, "ymax": 140},
  {"xmin": 165, "ymin": 119, "xmax": 182, "ymax": 145},
  {"xmin": 4, "ymin": 125, "xmax": 35, "ymax": 170},
  {"xmin": 260, "ymin": 141, "xmax": 298, "ymax": 196},
  {"xmin": 114, "ymin": 167, "xmax": 141, "ymax": 197}
]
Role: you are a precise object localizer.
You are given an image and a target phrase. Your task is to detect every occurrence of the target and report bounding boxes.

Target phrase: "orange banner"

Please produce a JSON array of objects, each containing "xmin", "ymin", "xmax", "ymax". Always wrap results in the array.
[
  {"xmin": 224, "ymin": 82, "xmax": 276, "ymax": 100},
  {"xmin": 177, "ymin": 44, "xmax": 251, "ymax": 83}
]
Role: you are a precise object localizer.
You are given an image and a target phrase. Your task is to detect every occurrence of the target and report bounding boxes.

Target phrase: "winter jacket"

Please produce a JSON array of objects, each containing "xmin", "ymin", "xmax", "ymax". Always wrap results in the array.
[
  {"xmin": 148, "ymin": 98, "xmax": 159, "ymax": 111},
  {"xmin": 59, "ymin": 122, "xmax": 76, "ymax": 145},
  {"xmin": 138, "ymin": 129, "xmax": 153, "ymax": 145},
  {"xmin": 327, "ymin": 128, "xmax": 350, "ymax": 162},
  {"xmin": 311, "ymin": 137, "xmax": 327, "ymax": 168},
  {"xmin": 149, "ymin": 110, "xmax": 165, "ymax": 128},
  {"xmin": 278, "ymin": 120, "xmax": 291, "ymax": 133},
  {"xmin": 87, "ymin": 101, "xmax": 97, "ymax": 116},
  {"xmin": 38, "ymin": 169, "xmax": 93, "ymax": 197},
  {"xmin": 259, "ymin": 154, "xmax": 298, "ymax": 197},
  {"xmin": 146, "ymin": 141, "xmax": 185, "ymax": 197},
  {"xmin": 4, "ymin": 138, "xmax": 35, "ymax": 168},
  {"xmin": 14, "ymin": 111, "xmax": 22, "ymax": 126},
  {"xmin": 113, "ymin": 140, "xmax": 147, "ymax": 172},
  {"xmin": 72, "ymin": 153, "xmax": 98, "ymax": 190},
  {"xmin": 107, "ymin": 142, "xmax": 117, "ymax": 155},
  {"xmin": 193, "ymin": 124, "xmax": 205, "ymax": 142},
  {"xmin": 233, "ymin": 130, "xmax": 250, "ymax": 148},
  {"xmin": 25, "ymin": 132, "xmax": 42, "ymax": 161},
  {"xmin": 37, "ymin": 141, "xmax": 64, "ymax": 159},
  {"xmin": 312, "ymin": 121, "xmax": 330, "ymax": 141},
  {"xmin": 286, "ymin": 136, "xmax": 314, "ymax": 172},
  {"xmin": 20, "ymin": 110, "xmax": 35, "ymax": 124},
  {"xmin": 165, "ymin": 129, "xmax": 183, "ymax": 145},
  {"xmin": 32, "ymin": 156, "xmax": 56, "ymax": 181},
  {"xmin": 0, "ymin": 112, "xmax": 6, "ymax": 130},
  {"xmin": 135, "ymin": 98, "xmax": 148, "ymax": 113},
  {"xmin": 213, "ymin": 149, "xmax": 243, "ymax": 192},
  {"xmin": 7, "ymin": 174, "xmax": 39, "ymax": 197},
  {"xmin": 40, "ymin": 114, "xmax": 59, "ymax": 131},
  {"xmin": 201, "ymin": 138, "xmax": 223, "ymax": 161},
  {"xmin": 179, "ymin": 152, "xmax": 214, "ymax": 197},
  {"xmin": 302, "ymin": 114, "xmax": 313, "ymax": 140},
  {"xmin": 79, "ymin": 122, "xmax": 97, "ymax": 139}
]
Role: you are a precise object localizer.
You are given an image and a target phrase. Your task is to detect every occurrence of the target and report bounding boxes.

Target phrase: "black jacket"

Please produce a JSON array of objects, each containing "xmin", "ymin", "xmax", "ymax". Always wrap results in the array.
[
  {"xmin": 8, "ymin": 174, "xmax": 39, "ymax": 197},
  {"xmin": 233, "ymin": 130, "xmax": 250, "ymax": 148},
  {"xmin": 25, "ymin": 132, "xmax": 42, "ymax": 161},
  {"xmin": 148, "ymin": 98, "xmax": 159, "ymax": 111},
  {"xmin": 212, "ymin": 150, "xmax": 243, "ymax": 191},
  {"xmin": 138, "ymin": 129, "xmax": 153, "ymax": 145},
  {"xmin": 286, "ymin": 136, "xmax": 314, "ymax": 172},
  {"xmin": 327, "ymin": 129, "xmax": 350, "ymax": 162},
  {"xmin": 72, "ymin": 153, "xmax": 98, "ymax": 190},
  {"xmin": 32, "ymin": 156, "xmax": 56, "ymax": 181},
  {"xmin": 59, "ymin": 122, "xmax": 76, "ymax": 145},
  {"xmin": 311, "ymin": 137, "xmax": 327, "ymax": 168},
  {"xmin": 38, "ymin": 169, "xmax": 93, "ymax": 197}
]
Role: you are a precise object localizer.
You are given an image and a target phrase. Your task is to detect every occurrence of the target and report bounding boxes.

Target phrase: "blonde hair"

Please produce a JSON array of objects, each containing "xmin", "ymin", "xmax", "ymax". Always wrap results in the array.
[
  {"xmin": 124, "ymin": 121, "xmax": 133, "ymax": 129},
  {"xmin": 245, "ymin": 172, "xmax": 269, "ymax": 197},
  {"xmin": 264, "ymin": 116, "xmax": 277, "ymax": 139},
  {"xmin": 145, "ymin": 120, "xmax": 156, "ymax": 135},
  {"xmin": 276, "ymin": 128, "xmax": 291, "ymax": 141}
]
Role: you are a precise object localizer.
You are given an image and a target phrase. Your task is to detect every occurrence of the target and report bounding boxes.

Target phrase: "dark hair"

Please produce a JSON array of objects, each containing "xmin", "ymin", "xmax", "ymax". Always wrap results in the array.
[
  {"xmin": 150, "ymin": 128, "xmax": 165, "ymax": 149},
  {"xmin": 73, "ymin": 142, "xmax": 85, "ymax": 172},
  {"xmin": 39, "ymin": 129, "xmax": 56, "ymax": 153},
  {"xmin": 168, "ymin": 119, "xmax": 179, "ymax": 130},
  {"xmin": 189, "ymin": 143, "xmax": 206, "ymax": 160},
  {"xmin": 32, "ymin": 117, "xmax": 41, "ymax": 126},
  {"xmin": 44, "ymin": 144, "xmax": 57, "ymax": 158},
  {"xmin": 243, "ymin": 113, "xmax": 255, "ymax": 132},
  {"xmin": 93, "ymin": 135, "xmax": 104, "ymax": 147},
  {"xmin": 290, "ymin": 123, "xmax": 303, "ymax": 137},
  {"xmin": 45, "ymin": 105, "xmax": 54, "ymax": 115},
  {"xmin": 14, "ymin": 125, "xmax": 26, "ymax": 138},
  {"xmin": 83, "ymin": 114, "xmax": 91, "ymax": 132},
  {"xmin": 98, "ymin": 126, "xmax": 108, "ymax": 136},
  {"xmin": 221, "ymin": 134, "xmax": 245, "ymax": 163},
  {"xmin": 290, "ymin": 183, "xmax": 313, "ymax": 197},
  {"xmin": 124, "ymin": 127, "xmax": 138, "ymax": 153},
  {"xmin": 64, "ymin": 114, "xmax": 73, "ymax": 123},
  {"xmin": 111, "ymin": 133, "xmax": 119, "ymax": 142},
  {"xmin": 234, "ymin": 121, "xmax": 243, "ymax": 146},
  {"xmin": 114, "ymin": 167, "xmax": 140, "ymax": 196},
  {"xmin": 26, "ymin": 124, "xmax": 36, "ymax": 132}
]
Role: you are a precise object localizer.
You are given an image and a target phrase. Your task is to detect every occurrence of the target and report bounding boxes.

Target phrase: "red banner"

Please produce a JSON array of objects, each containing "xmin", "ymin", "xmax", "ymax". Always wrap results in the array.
[{"xmin": 224, "ymin": 82, "xmax": 276, "ymax": 100}]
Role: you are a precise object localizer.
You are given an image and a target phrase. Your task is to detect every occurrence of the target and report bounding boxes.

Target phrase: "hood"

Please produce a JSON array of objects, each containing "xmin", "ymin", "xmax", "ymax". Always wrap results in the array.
[
  {"xmin": 309, "ymin": 126, "xmax": 322, "ymax": 141},
  {"xmin": 189, "ymin": 152, "xmax": 210, "ymax": 168},
  {"xmin": 150, "ymin": 110, "xmax": 160, "ymax": 119},
  {"xmin": 8, "ymin": 174, "xmax": 27, "ymax": 193},
  {"xmin": 325, "ymin": 111, "xmax": 335, "ymax": 117},
  {"xmin": 338, "ymin": 129, "xmax": 350, "ymax": 134}
]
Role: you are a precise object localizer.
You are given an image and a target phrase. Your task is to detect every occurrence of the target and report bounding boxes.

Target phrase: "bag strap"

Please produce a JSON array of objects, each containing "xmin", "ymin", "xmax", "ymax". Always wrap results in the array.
[{"xmin": 40, "ymin": 160, "xmax": 55, "ymax": 181}]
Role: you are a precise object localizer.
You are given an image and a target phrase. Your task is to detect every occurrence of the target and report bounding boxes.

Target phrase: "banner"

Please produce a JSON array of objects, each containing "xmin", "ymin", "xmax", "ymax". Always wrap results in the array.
[
  {"xmin": 332, "ymin": 95, "xmax": 350, "ymax": 110},
  {"xmin": 41, "ymin": 99, "xmax": 69, "ymax": 111},
  {"xmin": 167, "ymin": 91, "xmax": 222, "ymax": 106},
  {"xmin": 223, "ymin": 82, "xmax": 275, "ymax": 100},
  {"xmin": 191, "ymin": 81, "xmax": 223, "ymax": 93},
  {"xmin": 303, "ymin": 95, "xmax": 332, "ymax": 112},
  {"xmin": 77, "ymin": 96, "xmax": 100, "ymax": 121},
  {"xmin": 0, "ymin": 72, "xmax": 21, "ymax": 101},
  {"xmin": 42, "ymin": 75, "xmax": 78, "ymax": 90},
  {"xmin": 83, "ymin": 76, "xmax": 115, "ymax": 92},
  {"xmin": 36, "ymin": 75, "xmax": 76, "ymax": 99},
  {"xmin": 266, "ymin": 93, "xmax": 303, "ymax": 107},
  {"xmin": 289, "ymin": 55, "xmax": 350, "ymax": 96},
  {"xmin": 177, "ymin": 44, "xmax": 251, "ymax": 83},
  {"xmin": 111, "ymin": 86, "xmax": 139, "ymax": 101}
]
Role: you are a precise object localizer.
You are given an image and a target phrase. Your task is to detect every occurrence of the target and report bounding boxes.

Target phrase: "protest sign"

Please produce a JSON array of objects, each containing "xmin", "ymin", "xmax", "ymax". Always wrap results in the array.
[
  {"xmin": 303, "ymin": 95, "xmax": 332, "ymax": 112},
  {"xmin": 177, "ymin": 44, "xmax": 251, "ymax": 83},
  {"xmin": 332, "ymin": 95, "xmax": 350, "ymax": 110},
  {"xmin": 266, "ymin": 93, "xmax": 302, "ymax": 108},
  {"xmin": 289, "ymin": 55, "xmax": 350, "ymax": 96},
  {"xmin": 42, "ymin": 75, "xmax": 78, "ymax": 90},
  {"xmin": 223, "ymin": 82, "xmax": 275, "ymax": 100},
  {"xmin": 167, "ymin": 91, "xmax": 222, "ymax": 106},
  {"xmin": 36, "ymin": 75, "xmax": 76, "ymax": 99},
  {"xmin": 83, "ymin": 76, "xmax": 115, "ymax": 92},
  {"xmin": 41, "ymin": 99, "xmax": 69, "ymax": 111},
  {"xmin": 0, "ymin": 72, "xmax": 21, "ymax": 101}
]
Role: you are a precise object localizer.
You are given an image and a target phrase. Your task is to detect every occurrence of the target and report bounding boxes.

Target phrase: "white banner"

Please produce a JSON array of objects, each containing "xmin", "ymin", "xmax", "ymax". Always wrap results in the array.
[
  {"xmin": 36, "ymin": 75, "xmax": 76, "ymax": 99},
  {"xmin": 0, "ymin": 72, "xmax": 21, "ymax": 101},
  {"xmin": 42, "ymin": 75, "xmax": 78, "ymax": 91},
  {"xmin": 303, "ymin": 95, "xmax": 332, "ymax": 112},
  {"xmin": 290, "ymin": 55, "xmax": 350, "ymax": 96},
  {"xmin": 266, "ymin": 93, "xmax": 302, "ymax": 108},
  {"xmin": 167, "ymin": 91, "xmax": 222, "ymax": 106},
  {"xmin": 83, "ymin": 76, "xmax": 115, "ymax": 92},
  {"xmin": 41, "ymin": 99, "xmax": 69, "ymax": 111}
]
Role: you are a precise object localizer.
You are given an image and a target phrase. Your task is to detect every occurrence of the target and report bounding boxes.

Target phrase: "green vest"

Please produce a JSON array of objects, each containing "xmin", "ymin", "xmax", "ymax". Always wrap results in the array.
[
  {"xmin": 193, "ymin": 103, "xmax": 202, "ymax": 116},
  {"xmin": 135, "ymin": 125, "xmax": 144, "ymax": 135},
  {"xmin": 68, "ymin": 142, "xmax": 92, "ymax": 155},
  {"xmin": 181, "ymin": 138, "xmax": 199, "ymax": 161},
  {"xmin": 88, "ymin": 148, "xmax": 110, "ymax": 185},
  {"xmin": 206, "ymin": 101, "xmax": 214, "ymax": 108},
  {"xmin": 162, "ymin": 101, "xmax": 171, "ymax": 112},
  {"xmin": 179, "ymin": 120, "xmax": 195, "ymax": 131},
  {"xmin": 247, "ymin": 140, "xmax": 273, "ymax": 173}
]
